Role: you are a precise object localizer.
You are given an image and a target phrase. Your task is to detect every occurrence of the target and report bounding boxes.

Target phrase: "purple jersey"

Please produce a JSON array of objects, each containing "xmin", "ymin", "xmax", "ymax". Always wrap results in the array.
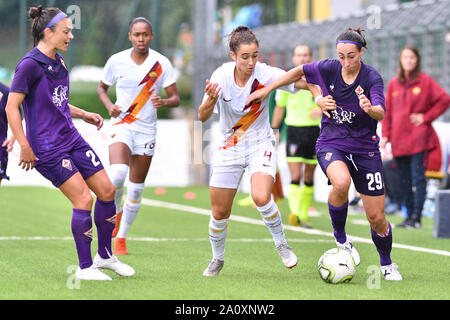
[
  {"xmin": 10, "ymin": 47, "xmax": 81, "ymax": 163},
  {"xmin": 303, "ymin": 60, "xmax": 385, "ymax": 155}
]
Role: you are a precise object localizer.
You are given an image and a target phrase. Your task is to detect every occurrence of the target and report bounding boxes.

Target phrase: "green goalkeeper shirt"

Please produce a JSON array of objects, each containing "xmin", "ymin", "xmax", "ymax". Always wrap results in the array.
[{"xmin": 275, "ymin": 89, "xmax": 321, "ymax": 127}]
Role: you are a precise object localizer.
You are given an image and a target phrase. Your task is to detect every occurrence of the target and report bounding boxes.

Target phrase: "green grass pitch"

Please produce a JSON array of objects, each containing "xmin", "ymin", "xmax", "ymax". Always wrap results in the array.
[{"xmin": 0, "ymin": 186, "xmax": 449, "ymax": 300}]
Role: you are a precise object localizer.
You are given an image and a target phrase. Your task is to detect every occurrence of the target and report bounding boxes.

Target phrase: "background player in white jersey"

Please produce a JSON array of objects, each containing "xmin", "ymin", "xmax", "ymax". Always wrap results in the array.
[
  {"xmin": 198, "ymin": 26, "xmax": 317, "ymax": 276},
  {"xmin": 98, "ymin": 17, "xmax": 180, "ymax": 255}
]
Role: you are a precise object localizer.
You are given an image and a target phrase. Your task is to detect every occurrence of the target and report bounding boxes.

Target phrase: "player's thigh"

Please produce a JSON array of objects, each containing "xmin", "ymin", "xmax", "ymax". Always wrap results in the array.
[
  {"xmin": 59, "ymin": 172, "xmax": 94, "ymax": 210},
  {"xmin": 109, "ymin": 142, "xmax": 131, "ymax": 165},
  {"xmin": 108, "ymin": 125, "xmax": 132, "ymax": 165},
  {"xmin": 317, "ymin": 148, "xmax": 352, "ymax": 193},
  {"xmin": 129, "ymin": 155, "xmax": 152, "ymax": 183},
  {"xmin": 210, "ymin": 186, "xmax": 237, "ymax": 220},
  {"xmin": 326, "ymin": 160, "xmax": 352, "ymax": 193},
  {"xmin": 85, "ymin": 169, "xmax": 115, "ymax": 202}
]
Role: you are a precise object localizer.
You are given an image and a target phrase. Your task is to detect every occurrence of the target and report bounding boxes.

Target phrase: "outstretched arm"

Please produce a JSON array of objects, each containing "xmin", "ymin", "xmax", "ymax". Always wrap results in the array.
[
  {"xmin": 246, "ymin": 66, "xmax": 305, "ymax": 105},
  {"xmin": 69, "ymin": 104, "xmax": 104, "ymax": 130}
]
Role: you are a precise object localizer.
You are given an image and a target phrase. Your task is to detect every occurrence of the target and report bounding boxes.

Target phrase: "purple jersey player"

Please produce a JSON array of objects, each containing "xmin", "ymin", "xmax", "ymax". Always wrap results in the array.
[
  {"xmin": 247, "ymin": 28, "xmax": 402, "ymax": 281},
  {"xmin": 0, "ymin": 83, "xmax": 16, "ymax": 184},
  {"xmin": 5, "ymin": 5, "xmax": 134, "ymax": 281}
]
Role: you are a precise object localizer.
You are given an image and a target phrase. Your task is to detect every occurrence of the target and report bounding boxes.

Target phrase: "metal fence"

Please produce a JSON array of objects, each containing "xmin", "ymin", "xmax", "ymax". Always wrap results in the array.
[{"xmin": 211, "ymin": 0, "xmax": 450, "ymax": 121}]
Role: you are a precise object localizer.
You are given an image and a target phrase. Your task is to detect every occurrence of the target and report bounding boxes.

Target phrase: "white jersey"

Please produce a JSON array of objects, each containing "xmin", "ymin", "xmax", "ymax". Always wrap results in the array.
[
  {"xmin": 204, "ymin": 61, "xmax": 296, "ymax": 152},
  {"xmin": 102, "ymin": 48, "xmax": 176, "ymax": 134}
]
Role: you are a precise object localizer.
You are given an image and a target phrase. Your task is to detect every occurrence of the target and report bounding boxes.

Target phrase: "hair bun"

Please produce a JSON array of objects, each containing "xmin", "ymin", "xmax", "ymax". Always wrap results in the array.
[{"xmin": 29, "ymin": 5, "xmax": 43, "ymax": 19}]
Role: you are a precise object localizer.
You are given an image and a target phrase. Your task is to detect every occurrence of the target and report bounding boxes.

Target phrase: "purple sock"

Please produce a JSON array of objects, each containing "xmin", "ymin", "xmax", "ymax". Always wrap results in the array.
[
  {"xmin": 71, "ymin": 209, "xmax": 93, "ymax": 269},
  {"xmin": 371, "ymin": 222, "xmax": 393, "ymax": 266},
  {"xmin": 94, "ymin": 199, "xmax": 116, "ymax": 259},
  {"xmin": 328, "ymin": 201, "xmax": 348, "ymax": 244}
]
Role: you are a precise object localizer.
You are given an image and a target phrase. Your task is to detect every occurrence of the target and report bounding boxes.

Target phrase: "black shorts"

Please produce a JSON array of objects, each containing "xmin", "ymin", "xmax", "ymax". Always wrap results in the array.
[{"xmin": 286, "ymin": 126, "xmax": 320, "ymax": 164}]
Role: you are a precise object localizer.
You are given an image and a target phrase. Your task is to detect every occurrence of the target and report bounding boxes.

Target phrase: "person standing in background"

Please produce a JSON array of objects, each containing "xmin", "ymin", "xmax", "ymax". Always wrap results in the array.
[
  {"xmin": 272, "ymin": 45, "xmax": 321, "ymax": 228},
  {"xmin": 381, "ymin": 46, "xmax": 450, "ymax": 229}
]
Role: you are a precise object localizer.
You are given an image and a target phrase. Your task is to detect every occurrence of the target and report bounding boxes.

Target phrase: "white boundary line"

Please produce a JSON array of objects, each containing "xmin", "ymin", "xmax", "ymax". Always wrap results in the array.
[
  {"xmin": 0, "ymin": 236, "xmax": 334, "ymax": 244},
  {"xmin": 141, "ymin": 198, "xmax": 450, "ymax": 257},
  {"xmin": 1, "ymin": 197, "xmax": 449, "ymax": 257}
]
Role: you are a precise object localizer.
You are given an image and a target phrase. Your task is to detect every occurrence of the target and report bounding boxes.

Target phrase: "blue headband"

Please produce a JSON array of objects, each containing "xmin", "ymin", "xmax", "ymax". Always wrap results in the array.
[
  {"xmin": 41, "ymin": 12, "xmax": 68, "ymax": 33},
  {"xmin": 336, "ymin": 40, "xmax": 362, "ymax": 48}
]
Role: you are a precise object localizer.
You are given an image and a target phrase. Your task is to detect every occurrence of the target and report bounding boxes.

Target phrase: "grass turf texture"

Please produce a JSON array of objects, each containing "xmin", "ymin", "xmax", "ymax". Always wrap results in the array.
[{"xmin": 0, "ymin": 186, "xmax": 449, "ymax": 300}]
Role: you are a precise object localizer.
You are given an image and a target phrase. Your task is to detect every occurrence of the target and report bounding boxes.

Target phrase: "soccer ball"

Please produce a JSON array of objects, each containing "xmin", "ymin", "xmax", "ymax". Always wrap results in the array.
[{"xmin": 318, "ymin": 248, "xmax": 356, "ymax": 284}]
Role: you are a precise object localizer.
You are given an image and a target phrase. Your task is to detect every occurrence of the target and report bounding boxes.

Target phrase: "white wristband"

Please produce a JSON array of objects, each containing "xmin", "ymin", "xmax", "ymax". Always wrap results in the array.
[{"xmin": 314, "ymin": 95, "xmax": 323, "ymax": 104}]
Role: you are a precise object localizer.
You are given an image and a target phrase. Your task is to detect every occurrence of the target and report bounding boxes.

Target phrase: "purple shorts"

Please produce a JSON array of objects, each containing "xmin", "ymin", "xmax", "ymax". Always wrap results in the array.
[
  {"xmin": 317, "ymin": 146, "xmax": 385, "ymax": 196},
  {"xmin": 35, "ymin": 136, "xmax": 104, "ymax": 188},
  {"xmin": 0, "ymin": 147, "xmax": 9, "ymax": 180}
]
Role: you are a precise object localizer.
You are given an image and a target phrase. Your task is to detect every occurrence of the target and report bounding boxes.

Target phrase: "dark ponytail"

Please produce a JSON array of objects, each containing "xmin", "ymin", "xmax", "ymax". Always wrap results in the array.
[
  {"xmin": 29, "ymin": 5, "xmax": 62, "ymax": 46},
  {"xmin": 228, "ymin": 26, "xmax": 259, "ymax": 54},
  {"xmin": 336, "ymin": 27, "xmax": 367, "ymax": 51}
]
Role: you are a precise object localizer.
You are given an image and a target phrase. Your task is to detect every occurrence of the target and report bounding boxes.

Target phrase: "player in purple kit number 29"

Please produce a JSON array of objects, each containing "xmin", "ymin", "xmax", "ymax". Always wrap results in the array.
[
  {"xmin": 248, "ymin": 28, "xmax": 402, "ymax": 281},
  {"xmin": 5, "ymin": 5, "xmax": 134, "ymax": 281}
]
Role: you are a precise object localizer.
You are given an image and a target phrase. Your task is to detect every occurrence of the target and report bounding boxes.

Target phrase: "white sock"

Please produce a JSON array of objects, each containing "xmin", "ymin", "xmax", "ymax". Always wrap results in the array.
[
  {"xmin": 256, "ymin": 198, "xmax": 286, "ymax": 246},
  {"xmin": 108, "ymin": 164, "xmax": 129, "ymax": 214},
  {"xmin": 117, "ymin": 181, "xmax": 144, "ymax": 239},
  {"xmin": 208, "ymin": 216, "xmax": 229, "ymax": 261}
]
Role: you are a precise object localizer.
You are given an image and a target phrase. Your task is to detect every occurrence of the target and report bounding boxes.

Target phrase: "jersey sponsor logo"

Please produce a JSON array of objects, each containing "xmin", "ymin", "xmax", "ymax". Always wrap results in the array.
[
  {"xmin": 114, "ymin": 61, "xmax": 163, "ymax": 126},
  {"xmin": 62, "ymin": 159, "xmax": 72, "ymax": 171},
  {"xmin": 52, "ymin": 85, "xmax": 69, "ymax": 107},
  {"xmin": 331, "ymin": 106, "xmax": 356, "ymax": 124}
]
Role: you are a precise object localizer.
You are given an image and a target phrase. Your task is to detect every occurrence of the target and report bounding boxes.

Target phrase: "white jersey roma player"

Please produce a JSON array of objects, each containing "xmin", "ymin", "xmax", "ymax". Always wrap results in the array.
[
  {"xmin": 198, "ymin": 26, "xmax": 312, "ymax": 277},
  {"xmin": 102, "ymin": 47, "xmax": 176, "ymax": 137},
  {"xmin": 98, "ymin": 17, "xmax": 179, "ymax": 256},
  {"xmin": 207, "ymin": 60, "xmax": 294, "ymax": 188}
]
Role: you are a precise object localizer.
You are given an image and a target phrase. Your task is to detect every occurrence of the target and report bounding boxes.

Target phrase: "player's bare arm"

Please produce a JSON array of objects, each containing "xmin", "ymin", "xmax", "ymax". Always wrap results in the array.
[
  {"xmin": 359, "ymin": 94, "xmax": 384, "ymax": 120},
  {"xmin": 5, "ymin": 92, "xmax": 38, "ymax": 170},
  {"xmin": 69, "ymin": 104, "xmax": 103, "ymax": 130},
  {"xmin": 97, "ymin": 81, "xmax": 122, "ymax": 118},
  {"xmin": 151, "ymin": 83, "xmax": 180, "ymax": 109},
  {"xmin": 198, "ymin": 80, "xmax": 221, "ymax": 122},
  {"xmin": 247, "ymin": 65, "xmax": 305, "ymax": 105}
]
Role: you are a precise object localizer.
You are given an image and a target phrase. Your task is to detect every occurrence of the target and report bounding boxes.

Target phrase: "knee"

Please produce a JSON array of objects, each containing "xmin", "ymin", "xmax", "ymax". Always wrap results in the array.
[
  {"xmin": 211, "ymin": 206, "xmax": 231, "ymax": 220},
  {"xmin": 101, "ymin": 182, "xmax": 116, "ymax": 202},
  {"xmin": 332, "ymin": 179, "xmax": 351, "ymax": 197},
  {"xmin": 251, "ymin": 193, "xmax": 272, "ymax": 208},
  {"xmin": 367, "ymin": 212, "xmax": 387, "ymax": 232},
  {"xmin": 75, "ymin": 190, "xmax": 94, "ymax": 210}
]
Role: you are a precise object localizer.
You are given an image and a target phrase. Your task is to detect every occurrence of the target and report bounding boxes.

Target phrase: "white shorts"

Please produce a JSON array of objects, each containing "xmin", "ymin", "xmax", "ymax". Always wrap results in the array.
[
  {"xmin": 109, "ymin": 124, "xmax": 156, "ymax": 156},
  {"xmin": 210, "ymin": 137, "xmax": 277, "ymax": 189}
]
